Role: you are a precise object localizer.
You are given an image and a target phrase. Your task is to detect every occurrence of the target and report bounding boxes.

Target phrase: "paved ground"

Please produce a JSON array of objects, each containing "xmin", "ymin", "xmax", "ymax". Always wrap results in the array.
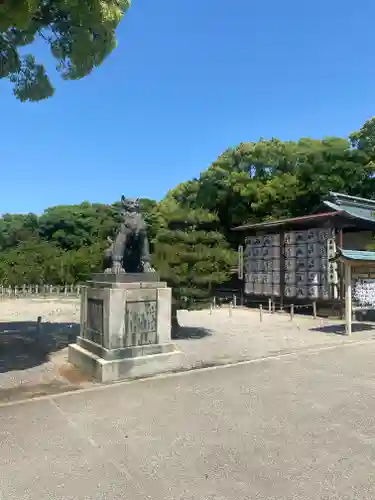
[
  {"xmin": 0, "ymin": 298, "xmax": 375, "ymax": 402},
  {"xmin": 2, "ymin": 341, "xmax": 375, "ymax": 499}
]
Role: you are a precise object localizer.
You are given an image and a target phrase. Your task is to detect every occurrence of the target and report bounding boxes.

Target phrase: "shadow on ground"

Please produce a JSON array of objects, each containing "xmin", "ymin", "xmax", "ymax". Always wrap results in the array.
[
  {"xmin": 173, "ymin": 326, "xmax": 212, "ymax": 340},
  {"xmin": 0, "ymin": 321, "xmax": 80, "ymax": 373},
  {"xmin": 310, "ymin": 322, "xmax": 375, "ymax": 336}
]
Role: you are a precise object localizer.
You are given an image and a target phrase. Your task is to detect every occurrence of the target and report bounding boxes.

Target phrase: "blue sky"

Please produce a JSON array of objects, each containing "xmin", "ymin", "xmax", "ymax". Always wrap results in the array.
[{"xmin": 2, "ymin": 0, "xmax": 375, "ymax": 214}]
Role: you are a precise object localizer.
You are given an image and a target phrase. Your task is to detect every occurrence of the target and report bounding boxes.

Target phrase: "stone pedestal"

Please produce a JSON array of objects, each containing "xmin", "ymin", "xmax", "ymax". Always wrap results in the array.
[{"xmin": 68, "ymin": 274, "xmax": 184, "ymax": 382}]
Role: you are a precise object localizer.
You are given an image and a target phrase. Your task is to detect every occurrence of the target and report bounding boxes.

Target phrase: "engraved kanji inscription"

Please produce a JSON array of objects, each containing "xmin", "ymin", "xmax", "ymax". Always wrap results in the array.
[
  {"xmin": 86, "ymin": 298, "xmax": 104, "ymax": 345},
  {"xmin": 125, "ymin": 300, "xmax": 157, "ymax": 346}
]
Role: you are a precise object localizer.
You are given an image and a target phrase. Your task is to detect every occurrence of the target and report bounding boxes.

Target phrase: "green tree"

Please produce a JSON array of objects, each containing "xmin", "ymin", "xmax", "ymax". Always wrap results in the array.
[
  {"xmin": 0, "ymin": 198, "xmax": 160, "ymax": 285},
  {"xmin": 350, "ymin": 117, "xmax": 375, "ymax": 153},
  {"xmin": 0, "ymin": 213, "xmax": 39, "ymax": 250},
  {"xmin": 58, "ymin": 241, "xmax": 105, "ymax": 283},
  {"xmin": 0, "ymin": 238, "xmax": 64, "ymax": 285},
  {"xmin": 0, "ymin": 0, "xmax": 130, "ymax": 101},
  {"xmin": 249, "ymin": 137, "xmax": 375, "ymax": 220},
  {"xmin": 138, "ymin": 198, "xmax": 159, "ymax": 248},
  {"xmin": 153, "ymin": 200, "xmax": 236, "ymax": 310},
  {"xmin": 38, "ymin": 202, "xmax": 120, "ymax": 250},
  {"xmin": 168, "ymin": 132, "xmax": 375, "ymax": 239}
]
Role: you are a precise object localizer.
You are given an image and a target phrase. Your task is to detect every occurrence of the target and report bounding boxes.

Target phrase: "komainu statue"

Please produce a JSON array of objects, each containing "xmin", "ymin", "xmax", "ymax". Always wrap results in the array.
[{"xmin": 103, "ymin": 196, "xmax": 155, "ymax": 274}]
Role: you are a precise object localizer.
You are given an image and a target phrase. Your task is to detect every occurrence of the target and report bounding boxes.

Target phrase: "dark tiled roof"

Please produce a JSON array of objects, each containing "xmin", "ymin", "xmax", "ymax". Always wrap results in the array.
[
  {"xmin": 232, "ymin": 192, "xmax": 375, "ymax": 231},
  {"xmin": 232, "ymin": 211, "xmax": 343, "ymax": 231},
  {"xmin": 323, "ymin": 192, "xmax": 375, "ymax": 224}
]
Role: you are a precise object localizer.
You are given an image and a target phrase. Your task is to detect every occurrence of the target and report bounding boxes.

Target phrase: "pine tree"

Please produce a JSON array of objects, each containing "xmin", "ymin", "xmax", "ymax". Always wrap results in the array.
[{"xmin": 153, "ymin": 202, "xmax": 236, "ymax": 333}]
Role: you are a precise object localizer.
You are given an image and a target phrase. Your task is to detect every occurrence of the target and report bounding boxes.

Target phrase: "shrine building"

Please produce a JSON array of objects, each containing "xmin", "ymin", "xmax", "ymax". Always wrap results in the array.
[{"xmin": 232, "ymin": 192, "xmax": 375, "ymax": 316}]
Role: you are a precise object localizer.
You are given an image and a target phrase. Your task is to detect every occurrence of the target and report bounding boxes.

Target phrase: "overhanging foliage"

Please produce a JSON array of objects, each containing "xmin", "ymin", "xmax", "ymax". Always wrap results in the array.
[{"xmin": 0, "ymin": 0, "xmax": 130, "ymax": 101}]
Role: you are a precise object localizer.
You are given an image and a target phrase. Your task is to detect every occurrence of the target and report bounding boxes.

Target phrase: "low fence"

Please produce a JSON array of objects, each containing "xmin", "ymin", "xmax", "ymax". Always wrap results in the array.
[
  {"xmin": 209, "ymin": 294, "xmax": 318, "ymax": 320},
  {"xmin": 0, "ymin": 284, "xmax": 81, "ymax": 299},
  {"xmin": 0, "ymin": 284, "xmax": 319, "ymax": 322}
]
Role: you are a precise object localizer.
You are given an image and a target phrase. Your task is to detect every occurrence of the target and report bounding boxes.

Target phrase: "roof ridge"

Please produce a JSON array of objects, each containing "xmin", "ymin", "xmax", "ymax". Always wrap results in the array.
[
  {"xmin": 232, "ymin": 211, "xmax": 342, "ymax": 231},
  {"xmin": 328, "ymin": 191, "xmax": 375, "ymax": 207}
]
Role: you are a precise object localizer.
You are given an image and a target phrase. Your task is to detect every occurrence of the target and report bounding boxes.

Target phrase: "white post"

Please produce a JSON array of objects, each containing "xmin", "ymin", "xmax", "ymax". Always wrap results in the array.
[
  {"xmin": 312, "ymin": 301, "xmax": 317, "ymax": 319},
  {"xmin": 345, "ymin": 263, "xmax": 352, "ymax": 335}
]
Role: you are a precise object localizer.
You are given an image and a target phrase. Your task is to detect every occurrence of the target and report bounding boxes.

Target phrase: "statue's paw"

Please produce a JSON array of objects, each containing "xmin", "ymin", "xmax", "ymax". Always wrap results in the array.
[{"xmin": 111, "ymin": 263, "xmax": 125, "ymax": 274}]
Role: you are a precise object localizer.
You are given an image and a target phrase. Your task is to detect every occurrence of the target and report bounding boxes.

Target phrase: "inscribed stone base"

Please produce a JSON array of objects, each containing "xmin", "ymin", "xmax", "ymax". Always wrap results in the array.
[
  {"xmin": 68, "ymin": 274, "xmax": 183, "ymax": 382},
  {"xmin": 68, "ymin": 342, "xmax": 184, "ymax": 383}
]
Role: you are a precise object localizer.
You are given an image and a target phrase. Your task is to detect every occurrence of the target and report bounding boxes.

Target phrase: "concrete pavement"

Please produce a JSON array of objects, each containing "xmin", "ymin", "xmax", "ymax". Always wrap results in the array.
[{"xmin": 2, "ymin": 341, "xmax": 375, "ymax": 499}]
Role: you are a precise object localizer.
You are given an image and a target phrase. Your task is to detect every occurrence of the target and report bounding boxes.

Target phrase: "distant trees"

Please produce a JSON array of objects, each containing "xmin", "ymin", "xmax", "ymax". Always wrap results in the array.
[{"xmin": 0, "ymin": 199, "xmax": 155, "ymax": 285}]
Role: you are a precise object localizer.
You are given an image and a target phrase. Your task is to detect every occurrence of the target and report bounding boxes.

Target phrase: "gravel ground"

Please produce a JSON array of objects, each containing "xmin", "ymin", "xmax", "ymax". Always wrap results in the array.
[
  {"xmin": 0, "ymin": 297, "xmax": 374, "ymax": 401},
  {"xmin": 0, "ymin": 298, "xmax": 81, "ymax": 394},
  {"xmin": 175, "ymin": 307, "xmax": 375, "ymax": 367}
]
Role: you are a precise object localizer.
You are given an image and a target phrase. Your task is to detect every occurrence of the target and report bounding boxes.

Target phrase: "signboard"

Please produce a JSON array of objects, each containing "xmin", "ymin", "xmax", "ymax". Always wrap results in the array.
[
  {"xmin": 124, "ymin": 300, "xmax": 157, "ymax": 346},
  {"xmin": 353, "ymin": 274, "xmax": 375, "ymax": 308},
  {"xmin": 244, "ymin": 228, "xmax": 338, "ymax": 299},
  {"xmin": 244, "ymin": 234, "xmax": 280, "ymax": 296},
  {"xmin": 86, "ymin": 298, "xmax": 104, "ymax": 345}
]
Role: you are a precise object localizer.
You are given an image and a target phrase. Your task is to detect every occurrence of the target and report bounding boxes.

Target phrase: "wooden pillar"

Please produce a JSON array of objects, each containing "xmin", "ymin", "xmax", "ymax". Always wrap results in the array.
[
  {"xmin": 345, "ymin": 262, "xmax": 352, "ymax": 335},
  {"xmin": 279, "ymin": 229, "xmax": 285, "ymax": 311},
  {"xmin": 338, "ymin": 228, "xmax": 344, "ymax": 318},
  {"xmin": 339, "ymin": 229, "xmax": 343, "ymax": 246}
]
